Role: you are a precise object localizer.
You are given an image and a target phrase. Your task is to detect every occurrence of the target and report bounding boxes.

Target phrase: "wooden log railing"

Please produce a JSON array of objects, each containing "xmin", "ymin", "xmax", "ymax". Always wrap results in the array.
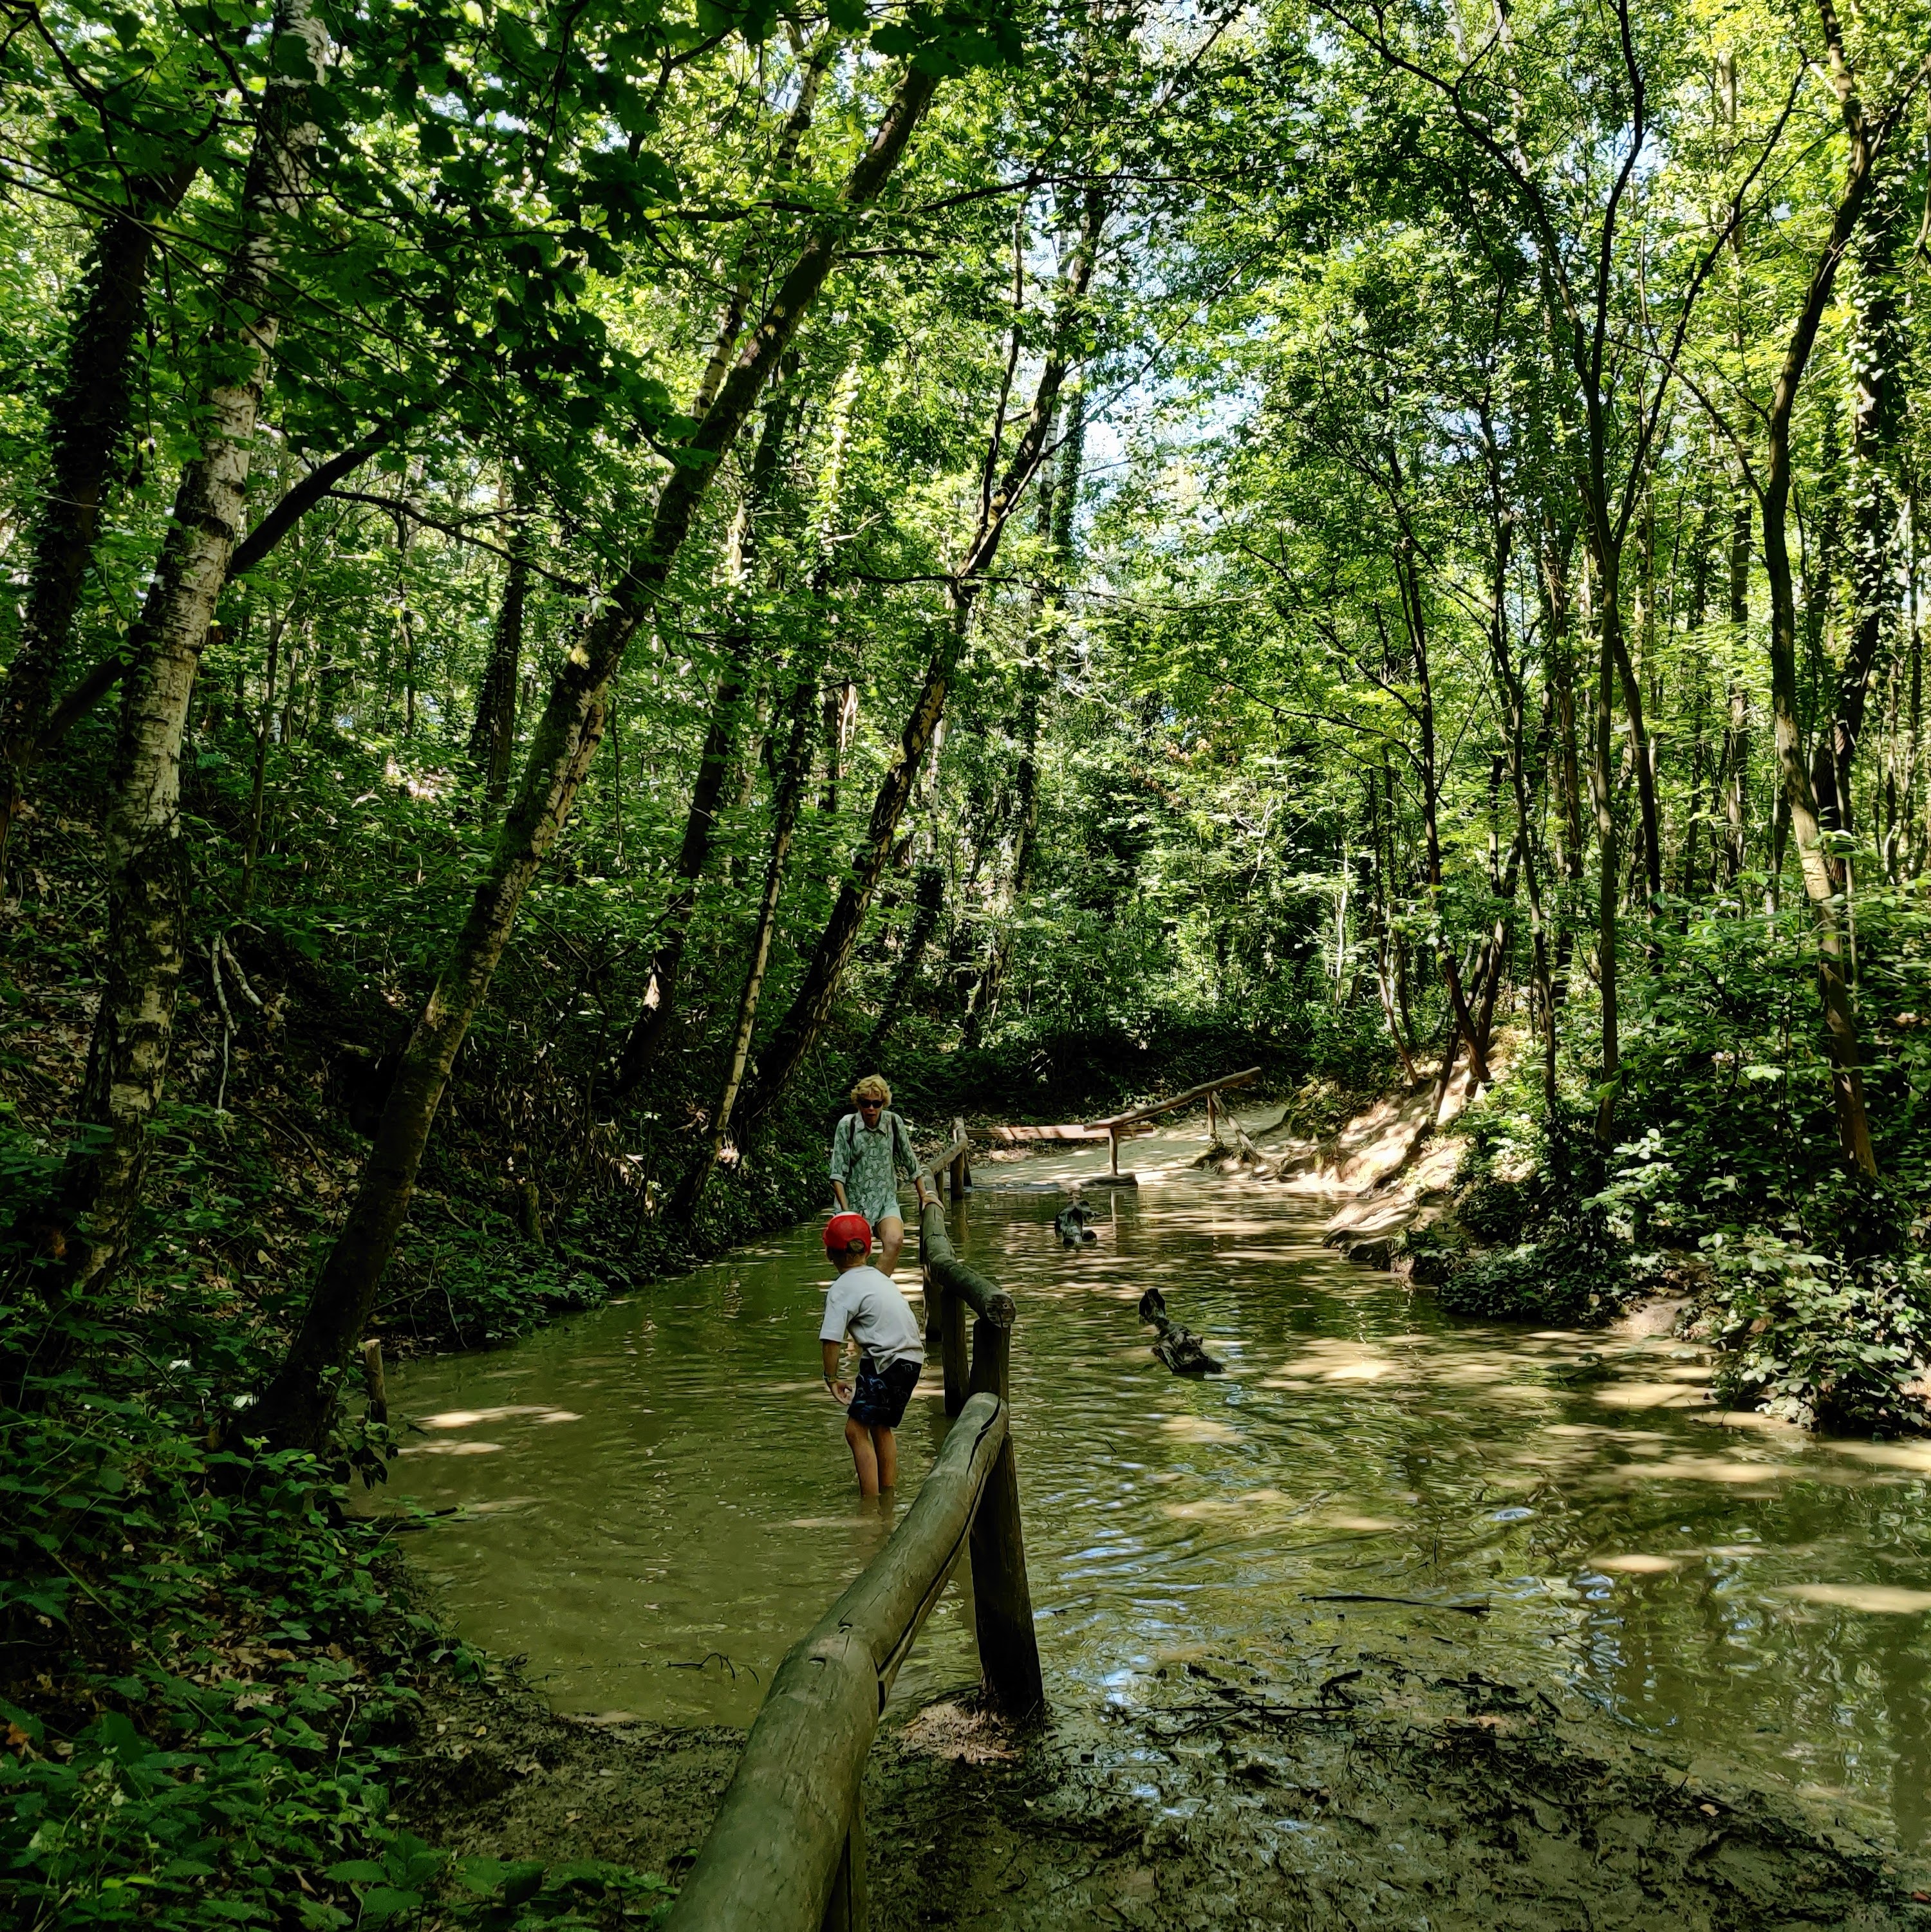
[
  {"xmin": 1085, "ymin": 1065, "xmax": 1262, "ymax": 1175},
  {"xmin": 660, "ymin": 1200, "xmax": 1041, "ymax": 1932},
  {"xmin": 915, "ymin": 1115, "xmax": 971, "ymax": 1200}
]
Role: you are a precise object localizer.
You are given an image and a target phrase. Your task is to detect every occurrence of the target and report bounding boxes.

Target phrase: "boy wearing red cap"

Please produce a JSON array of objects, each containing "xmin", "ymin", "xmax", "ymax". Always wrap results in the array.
[{"xmin": 819, "ymin": 1212, "xmax": 924, "ymax": 1496}]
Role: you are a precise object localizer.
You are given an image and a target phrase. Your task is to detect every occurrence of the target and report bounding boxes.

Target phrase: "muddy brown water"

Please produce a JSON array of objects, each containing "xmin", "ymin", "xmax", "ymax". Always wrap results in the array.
[{"xmin": 367, "ymin": 1174, "xmax": 1931, "ymax": 1856}]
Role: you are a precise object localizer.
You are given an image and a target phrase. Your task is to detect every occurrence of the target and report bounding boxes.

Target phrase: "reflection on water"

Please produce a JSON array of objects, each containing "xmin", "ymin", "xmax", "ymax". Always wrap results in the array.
[{"xmin": 366, "ymin": 1178, "xmax": 1931, "ymax": 1848}]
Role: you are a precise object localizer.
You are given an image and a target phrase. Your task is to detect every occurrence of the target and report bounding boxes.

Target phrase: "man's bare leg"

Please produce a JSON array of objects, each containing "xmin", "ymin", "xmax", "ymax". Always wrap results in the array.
[
  {"xmin": 876, "ymin": 1214, "xmax": 906, "ymax": 1276},
  {"xmin": 844, "ymin": 1415, "xmax": 881, "ymax": 1498},
  {"xmin": 872, "ymin": 1424, "xmax": 899, "ymax": 1491}
]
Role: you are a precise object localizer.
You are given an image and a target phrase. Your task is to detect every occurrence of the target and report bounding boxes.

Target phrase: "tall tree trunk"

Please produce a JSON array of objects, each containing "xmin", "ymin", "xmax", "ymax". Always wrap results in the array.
[
  {"xmin": 0, "ymin": 162, "xmax": 196, "ymax": 873},
  {"xmin": 737, "ymin": 192, "xmax": 1105, "ymax": 1133},
  {"xmin": 671, "ymin": 665, "xmax": 821, "ymax": 1224},
  {"xmin": 1717, "ymin": 483, "xmax": 1753, "ymax": 884},
  {"xmin": 1758, "ymin": 0, "xmax": 1899, "ymax": 1178},
  {"xmin": 1607, "ymin": 562, "xmax": 1662, "ymax": 907},
  {"xmin": 1366, "ymin": 764, "xmax": 1418, "ymax": 1081},
  {"xmin": 967, "ymin": 387, "xmax": 1085, "ymax": 1043},
  {"xmin": 467, "ymin": 462, "xmax": 534, "ymax": 809},
  {"xmin": 1585, "ymin": 555, "xmax": 1623, "ymax": 1142},
  {"xmin": 1397, "ymin": 533, "xmax": 1492, "ymax": 1087},
  {"xmin": 41, "ymin": 2, "xmax": 323, "ymax": 1291},
  {"xmin": 1809, "ymin": 196, "xmax": 1903, "ymax": 873},
  {"xmin": 861, "ymin": 862, "xmax": 946, "ymax": 1063},
  {"xmin": 611, "ymin": 387, "xmax": 798, "ymax": 1095},
  {"xmin": 248, "ymin": 64, "xmax": 943, "ymax": 1452}
]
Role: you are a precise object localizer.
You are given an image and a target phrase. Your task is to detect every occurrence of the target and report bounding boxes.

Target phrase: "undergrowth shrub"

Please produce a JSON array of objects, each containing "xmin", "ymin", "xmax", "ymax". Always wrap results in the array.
[
  {"xmin": 1454, "ymin": 1175, "xmax": 1533, "ymax": 1246},
  {"xmin": 0, "ymin": 1353, "xmax": 443, "ymax": 1932},
  {"xmin": 1435, "ymin": 1210, "xmax": 1630, "ymax": 1325},
  {"xmin": 1702, "ymin": 1233, "xmax": 1931, "ymax": 1433}
]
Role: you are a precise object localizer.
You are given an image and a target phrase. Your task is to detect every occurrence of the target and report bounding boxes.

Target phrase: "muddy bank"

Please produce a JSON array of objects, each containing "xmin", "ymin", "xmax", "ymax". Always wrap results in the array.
[{"xmin": 401, "ymin": 1642, "xmax": 1931, "ymax": 1929}]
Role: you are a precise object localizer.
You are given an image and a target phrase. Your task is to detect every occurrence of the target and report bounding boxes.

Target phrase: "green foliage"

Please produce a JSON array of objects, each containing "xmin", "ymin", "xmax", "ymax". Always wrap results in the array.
[
  {"xmin": 453, "ymin": 1855, "xmax": 675, "ymax": 1930},
  {"xmin": 1435, "ymin": 1209, "xmax": 1630, "ymax": 1326},
  {"xmin": 1453, "ymin": 1175, "xmax": 1534, "ymax": 1247},
  {"xmin": 1702, "ymin": 1230, "xmax": 1931, "ymax": 1434},
  {"xmin": 0, "ymin": 1346, "xmax": 417, "ymax": 1931}
]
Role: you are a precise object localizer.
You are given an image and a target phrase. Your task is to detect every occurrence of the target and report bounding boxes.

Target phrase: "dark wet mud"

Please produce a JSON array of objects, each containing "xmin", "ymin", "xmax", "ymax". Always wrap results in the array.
[{"xmin": 404, "ymin": 1644, "xmax": 1931, "ymax": 1929}]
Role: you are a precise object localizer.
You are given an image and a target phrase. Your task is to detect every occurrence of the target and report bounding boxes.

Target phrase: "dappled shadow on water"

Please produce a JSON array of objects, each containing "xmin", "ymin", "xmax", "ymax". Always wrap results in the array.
[{"xmin": 365, "ymin": 1175, "xmax": 1931, "ymax": 1851}]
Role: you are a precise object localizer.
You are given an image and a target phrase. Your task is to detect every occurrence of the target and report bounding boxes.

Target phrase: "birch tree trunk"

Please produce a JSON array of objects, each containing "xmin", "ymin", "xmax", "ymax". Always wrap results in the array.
[
  {"xmin": 249, "ymin": 64, "xmax": 942, "ymax": 1452},
  {"xmin": 44, "ymin": 3, "xmax": 324, "ymax": 1290}
]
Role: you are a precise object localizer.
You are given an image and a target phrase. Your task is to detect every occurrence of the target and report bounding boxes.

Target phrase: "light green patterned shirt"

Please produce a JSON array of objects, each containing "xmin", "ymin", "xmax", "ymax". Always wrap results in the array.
[{"xmin": 829, "ymin": 1109, "xmax": 919, "ymax": 1223}]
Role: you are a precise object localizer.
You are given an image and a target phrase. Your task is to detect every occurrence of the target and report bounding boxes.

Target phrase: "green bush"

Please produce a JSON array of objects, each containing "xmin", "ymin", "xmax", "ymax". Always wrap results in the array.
[
  {"xmin": 1399, "ymin": 1218, "xmax": 1467, "ymax": 1285},
  {"xmin": 1454, "ymin": 1175, "xmax": 1533, "ymax": 1246},
  {"xmin": 1435, "ymin": 1211, "xmax": 1628, "ymax": 1325},
  {"xmin": 1704, "ymin": 1230, "xmax": 1931, "ymax": 1433}
]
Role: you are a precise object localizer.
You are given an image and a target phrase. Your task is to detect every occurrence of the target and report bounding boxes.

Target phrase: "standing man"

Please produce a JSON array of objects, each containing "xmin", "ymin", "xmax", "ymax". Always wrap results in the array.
[
  {"xmin": 819, "ymin": 1212, "xmax": 923, "ymax": 1496},
  {"xmin": 829, "ymin": 1073, "xmax": 930, "ymax": 1277}
]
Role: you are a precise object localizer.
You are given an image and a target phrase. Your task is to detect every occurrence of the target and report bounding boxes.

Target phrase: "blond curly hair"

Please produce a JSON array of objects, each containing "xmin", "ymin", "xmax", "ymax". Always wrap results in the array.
[{"xmin": 848, "ymin": 1073, "xmax": 892, "ymax": 1105}]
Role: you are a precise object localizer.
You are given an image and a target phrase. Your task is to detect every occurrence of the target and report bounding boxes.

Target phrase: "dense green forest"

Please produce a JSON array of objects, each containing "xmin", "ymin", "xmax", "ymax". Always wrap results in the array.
[{"xmin": 3, "ymin": 0, "xmax": 1930, "ymax": 1921}]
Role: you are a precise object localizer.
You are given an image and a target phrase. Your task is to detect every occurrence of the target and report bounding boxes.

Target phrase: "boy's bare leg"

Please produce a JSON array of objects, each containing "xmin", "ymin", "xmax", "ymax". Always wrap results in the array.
[
  {"xmin": 844, "ymin": 1415, "xmax": 881, "ymax": 1498},
  {"xmin": 876, "ymin": 1215, "xmax": 906, "ymax": 1276},
  {"xmin": 872, "ymin": 1424, "xmax": 899, "ymax": 1491}
]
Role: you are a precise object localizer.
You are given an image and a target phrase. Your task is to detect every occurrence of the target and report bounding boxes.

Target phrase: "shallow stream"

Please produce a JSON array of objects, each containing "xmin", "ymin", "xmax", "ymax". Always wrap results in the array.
[{"xmin": 369, "ymin": 1169, "xmax": 1931, "ymax": 1852}]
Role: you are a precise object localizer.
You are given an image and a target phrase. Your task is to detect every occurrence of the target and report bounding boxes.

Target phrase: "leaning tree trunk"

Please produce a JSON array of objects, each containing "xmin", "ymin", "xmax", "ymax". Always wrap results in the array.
[
  {"xmin": 0, "ymin": 160, "xmax": 196, "ymax": 876},
  {"xmin": 611, "ymin": 387, "xmax": 798, "ymax": 1095},
  {"xmin": 248, "ymin": 65, "xmax": 943, "ymax": 1454},
  {"xmin": 737, "ymin": 192, "xmax": 1105, "ymax": 1135},
  {"xmin": 42, "ymin": 4, "xmax": 322, "ymax": 1292}
]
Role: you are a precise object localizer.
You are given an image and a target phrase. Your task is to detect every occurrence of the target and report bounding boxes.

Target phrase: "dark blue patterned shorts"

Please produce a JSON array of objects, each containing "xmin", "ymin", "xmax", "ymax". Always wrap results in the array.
[{"xmin": 849, "ymin": 1356, "xmax": 920, "ymax": 1428}]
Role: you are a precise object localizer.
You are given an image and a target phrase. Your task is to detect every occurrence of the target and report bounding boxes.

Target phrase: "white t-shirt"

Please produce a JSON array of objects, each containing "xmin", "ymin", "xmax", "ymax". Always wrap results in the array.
[{"xmin": 819, "ymin": 1265, "xmax": 925, "ymax": 1371}]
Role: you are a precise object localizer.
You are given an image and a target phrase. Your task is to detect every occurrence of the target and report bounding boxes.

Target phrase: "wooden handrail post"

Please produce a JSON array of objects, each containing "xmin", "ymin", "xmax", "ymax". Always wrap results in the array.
[
  {"xmin": 971, "ymin": 1433, "xmax": 1041, "ymax": 1716},
  {"xmin": 1109, "ymin": 1125, "xmax": 1119, "ymax": 1175},
  {"xmin": 820, "ymin": 1794, "xmax": 866, "ymax": 1932},
  {"xmin": 965, "ymin": 1314, "xmax": 1041, "ymax": 1715},
  {"xmin": 941, "ymin": 1284, "xmax": 968, "ymax": 1416}
]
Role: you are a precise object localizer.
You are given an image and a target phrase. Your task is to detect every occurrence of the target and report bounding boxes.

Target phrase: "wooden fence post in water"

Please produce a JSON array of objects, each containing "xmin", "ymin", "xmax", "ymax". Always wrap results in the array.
[
  {"xmin": 964, "ymin": 1303, "xmax": 1043, "ymax": 1716},
  {"xmin": 941, "ymin": 1283, "xmax": 968, "ymax": 1415}
]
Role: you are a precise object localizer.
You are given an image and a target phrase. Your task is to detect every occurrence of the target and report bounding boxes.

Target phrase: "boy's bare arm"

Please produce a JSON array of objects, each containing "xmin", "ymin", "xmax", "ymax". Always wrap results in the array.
[{"xmin": 822, "ymin": 1339, "xmax": 850, "ymax": 1400}]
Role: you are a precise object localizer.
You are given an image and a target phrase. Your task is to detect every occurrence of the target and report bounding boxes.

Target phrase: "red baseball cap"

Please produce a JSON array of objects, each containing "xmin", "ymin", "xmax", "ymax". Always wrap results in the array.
[{"xmin": 824, "ymin": 1212, "xmax": 872, "ymax": 1255}]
